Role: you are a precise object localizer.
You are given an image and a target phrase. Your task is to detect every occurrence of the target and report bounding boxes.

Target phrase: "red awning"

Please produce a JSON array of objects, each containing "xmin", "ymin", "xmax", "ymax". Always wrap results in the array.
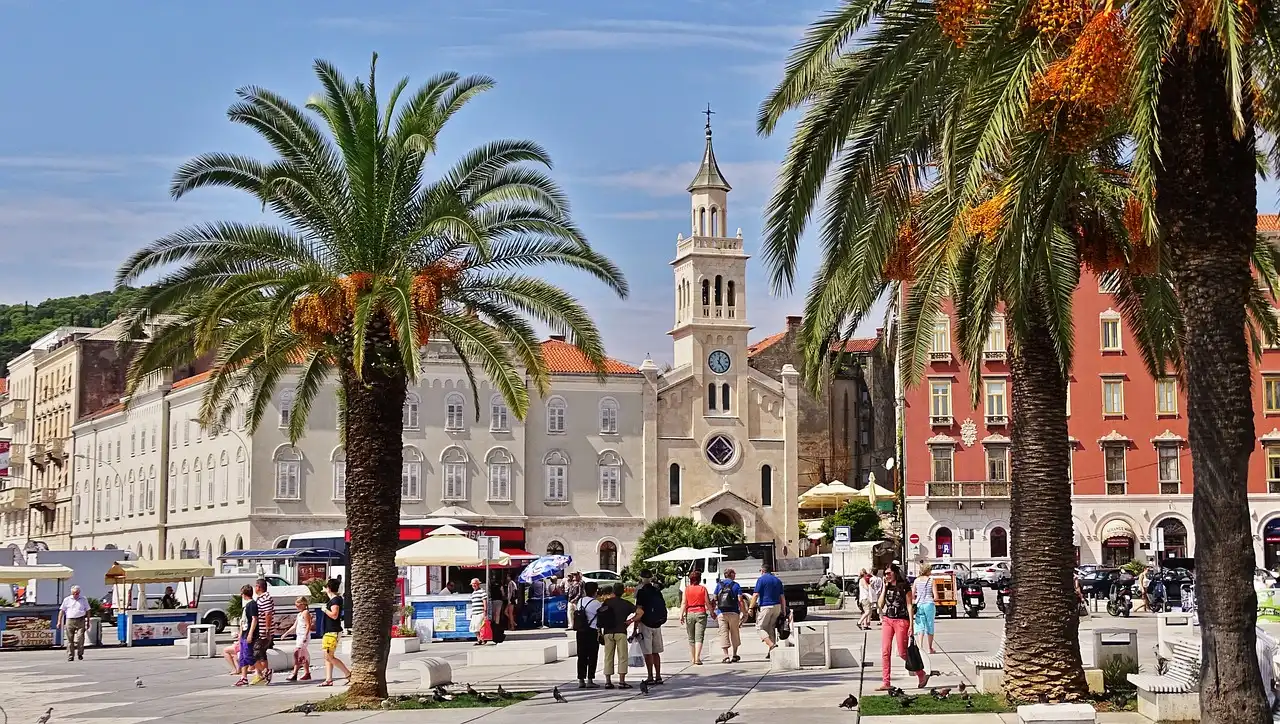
[{"xmin": 503, "ymin": 548, "xmax": 538, "ymax": 560}]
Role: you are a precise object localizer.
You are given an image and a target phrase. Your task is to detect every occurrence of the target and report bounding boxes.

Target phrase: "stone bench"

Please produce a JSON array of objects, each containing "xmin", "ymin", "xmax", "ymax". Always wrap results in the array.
[
  {"xmin": 1017, "ymin": 703, "xmax": 1096, "ymax": 723},
  {"xmin": 398, "ymin": 657, "xmax": 452, "ymax": 688},
  {"xmin": 556, "ymin": 637, "xmax": 577, "ymax": 659},
  {"xmin": 978, "ymin": 667, "xmax": 1104, "ymax": 695},
  {"xmin": 468, "ymin": 643, "xmax": 557, "ymax": 666},
  {"xmin": 1129, "ymin": 638, "xmax": 1200, "ymax": 722},
  {"xmin": 1156, "ymin": 612, "xmax": 1194, "ymax": 660}
]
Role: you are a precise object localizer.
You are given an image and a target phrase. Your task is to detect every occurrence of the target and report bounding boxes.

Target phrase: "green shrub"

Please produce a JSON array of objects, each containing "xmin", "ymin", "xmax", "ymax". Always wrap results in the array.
[
  {"xmin": 1120, "ymin": 560, "xmax": 1146, "ymax": 576},
  {"xmin": 227, "ymin": 595, "xmax": 243, "ymax": 621},
  {"xmin": 307, "ymin": 579, "xmax": 329, "ymax": 603},
  {"xmin": 1101, "ymin": 656, "xmax": 1139, "ymax": 693},
  {"xmin": 662, "ymin": 586, "xmax": 681, "ymax": 608},
  {"xmin": 820, "ymin": 582, "xmax": 841, "ymax": 599}
]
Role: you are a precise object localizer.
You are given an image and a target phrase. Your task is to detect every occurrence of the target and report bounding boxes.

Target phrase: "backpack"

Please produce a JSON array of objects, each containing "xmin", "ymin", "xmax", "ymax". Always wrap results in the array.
[
  {"xmin": 716, "ymin": 582, "xmax": 738, "ymax": 611},
  {"xmin": 640, "ymin": 586, "xmax": 668, "ymax": 627},
  {"xmin": 573, "ymin": 599, "xmax": 592, "ymax": 632},
  {"xmin": 596, "ymin": 601, "xmax": 616, "ymax": 632}
]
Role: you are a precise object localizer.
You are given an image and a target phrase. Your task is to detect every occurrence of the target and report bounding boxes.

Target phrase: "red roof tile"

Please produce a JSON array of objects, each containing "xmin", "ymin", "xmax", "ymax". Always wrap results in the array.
[
  {"xmin": 1261, "ymin": 214, "xmax": 1280, "ymax": 233},
  {"xmin": 746, "ymin": 331, "xmax": 786, "ymax": 357},
  {"xmin": 171, "ymin": 370, "xmax": 213, "ymax": 391},
  {"xmin": 541, "ymin": 338, "xmax": 638, "ymax": 375},
  {"xmin": 746, "ymin": 328, "xmax": 880, "ymax": 358},
  {"xmin": 83, "ymin": 402, "xmax": 125, "ymax": 421},
  {"xmin": 0, "ymin": 379, "xmax": 7, "ymax": 396}
]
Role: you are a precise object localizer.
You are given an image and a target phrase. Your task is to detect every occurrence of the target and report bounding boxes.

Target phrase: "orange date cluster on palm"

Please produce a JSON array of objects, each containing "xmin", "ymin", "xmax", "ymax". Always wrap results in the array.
[
  {"xmin": 1027, "ymin": 10, "xmax": 1131, "ymax": 153},
  {"xmin": 1024, "ymin": 0, "xmax": 1093, "ymax": 40},
  {"xmin": 1121, "ymin": 197, "xmax": 1159, "ymax": 275},
  {"xmin": 963, "ymin": 190, "xmax": 1010, "ymax": 243},
  {"xmin": 399, "ymin": 263, "xmax": 463, "ymax": 345},
  {"xmin": 289, "ymin": 264, "xmax": 462, "ymax": 347},
  {"xmin": 884, "ymin": 221, "xmax": 917, "ymax": 281},
  {"xmin": 936, "ymin": 0, "xmax": 989, "ymax": 46}
]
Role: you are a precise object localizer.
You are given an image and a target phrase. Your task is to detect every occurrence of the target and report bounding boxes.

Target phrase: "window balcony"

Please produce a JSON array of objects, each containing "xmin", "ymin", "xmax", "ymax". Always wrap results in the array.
[
  {"xmin": 0, "ymin": 485, "xmax": 29, "ymax": 512},
  {"xmin": 27, "ymin": 488, "xmax": 56, "ymax": 510},
  {"xmin": 929, "ymin": 414, "xmax": 954, "ymax": 427},
  {"xmin": 929, "ymin": 350, "xmax": 953, "ymax": 363},
  {"xmin": 985, "ymin": 414, "xmax": 1008, "ymax": 426},
  {"xmin": 925, "ymin": 480, "xmax": 1010, "ymax": 499},
  {"xmin": 982, "ymin": 350, "xmax": 1007, "ymax": 362},
  {"xmin": 0, "ymin": 397, "xmax": 26, "ymax": 424}
]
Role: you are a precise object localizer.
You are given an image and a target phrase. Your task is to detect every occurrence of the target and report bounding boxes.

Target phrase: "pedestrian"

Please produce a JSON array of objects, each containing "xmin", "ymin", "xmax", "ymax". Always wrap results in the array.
[
  {"xmin": 1135, "ymin": 566, "xmax": 1151, "ymax": 613},
  {"xmin": 234, "ymin": 585, "xmax": 257, "ymax": 687},
  {"xmin": 680, "ymin": 569, "xmax": 712, "ymax": 665},
  {"xmin": 574, "ymin": 581, "xmax": 603, "ymax": 688},
  {"xmin": 283, "ymin": 597, "xmax": 313, "ymax": 682},
  {"xmin": 600, "ymin": 582, "xmax": 635, "ymax": 689},
  {"xmin": 488, "ymin": 578, "xmax": 507, "ymax": 644},
  {"xmin": 871, "ymin": 568, "xmax": 885, "ymax": 621},
  {"xmin": 160, "ymin": 586, "xmax": 180, "ymax": 609},
  {"xmin": 57, "ymin": 585, "xmax": 89, "ymax": 662},
  {"xmin": 223, "ymin": 639, "xmax": 242, "ymax": 674},
  {"xmin": 857, "ymin": 569, "xmax": 876, "ymax": 630},
  {"xmin": 753, "ymin": 563, "xmax": 787, "ymax": 659},
  {"xmin": 878, "ymin": 564, "xmax": 929, "ymax": 690},
  {"xmin": 714, "ymin": 568, "xmax": 746, "ymax": 663},
  {"xmin": 630, "ymin": 569, "xmax": 667, "ymax": 685},
  {"xmin": 468, "ymin": 578, "xmax": 489, "ymax": 645},
  {"xmin": 504, "ymin": 574, "xmax": 519, "ymax": 630},
  {"xmin": 318, "ymin": 578, "xmax": 350, "ymax": 687},
  {"xmin": 250, "ymin": 578, "xmax": 275, "ymax": 685}
]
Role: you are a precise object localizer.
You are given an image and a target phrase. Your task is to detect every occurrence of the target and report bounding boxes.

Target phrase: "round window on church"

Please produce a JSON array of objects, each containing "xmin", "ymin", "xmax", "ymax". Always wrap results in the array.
[{"xmin": 705, "ymin": 434, "xmax": 737, "ymax": 468}]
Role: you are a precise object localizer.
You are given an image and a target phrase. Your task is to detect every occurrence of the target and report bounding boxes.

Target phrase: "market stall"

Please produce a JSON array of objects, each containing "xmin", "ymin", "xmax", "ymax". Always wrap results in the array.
[
  {"xmin": 518, "ymin": 555, "xmax": 573, "ymax": 629},
  {"xmin": 105, "ymin": 560, "xmax": 212, "ymax": 647},
  {"xmin": 0, "ymin": 564, "xmax": 73, "ymax": 650},
  {"xmin": 397, "ymin": 526, "xmax": 507, "ymax": 641}
]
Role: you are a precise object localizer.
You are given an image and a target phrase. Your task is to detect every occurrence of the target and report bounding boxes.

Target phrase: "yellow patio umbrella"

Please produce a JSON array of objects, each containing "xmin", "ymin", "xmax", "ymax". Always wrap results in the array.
[{"xmin": 798, "ymin": 482, "xmax": 835, "ymax": 510}]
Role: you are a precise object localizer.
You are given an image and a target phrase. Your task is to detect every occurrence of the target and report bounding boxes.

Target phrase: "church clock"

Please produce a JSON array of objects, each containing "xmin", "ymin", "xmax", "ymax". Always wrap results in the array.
[{"xmin": 708, "ymin": 350, "xmax": 731, "ymax": 374}]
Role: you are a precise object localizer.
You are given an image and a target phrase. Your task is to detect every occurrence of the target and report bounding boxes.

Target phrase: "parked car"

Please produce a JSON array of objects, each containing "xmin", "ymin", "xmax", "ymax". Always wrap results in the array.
[
  {"xmin": 579, "ymin": 570, "xmax": 624, "ymax": 587},
  {"xmin": 970, "ymin": 561, "xmax": 1011, "ymax": 586},
  {"xmin": 1078, "ymin": 568, "xmax": 1122, "ymax": 598}
]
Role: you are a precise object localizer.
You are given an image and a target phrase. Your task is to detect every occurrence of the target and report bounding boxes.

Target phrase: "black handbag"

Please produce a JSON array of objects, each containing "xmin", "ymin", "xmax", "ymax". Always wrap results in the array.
[
  {"xmin": 777, "ymin": 614, "xmax": 792, "ymax": 641},
  {"xmin": 905, "ymin": 641, "xmax": 925, "ymax": 672}
]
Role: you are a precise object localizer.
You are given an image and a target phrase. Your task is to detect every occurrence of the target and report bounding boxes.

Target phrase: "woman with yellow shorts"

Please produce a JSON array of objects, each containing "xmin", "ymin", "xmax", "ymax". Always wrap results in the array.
[{"xmin": 318, "ymin": 578, "xmax": 351, "ymax": 686}]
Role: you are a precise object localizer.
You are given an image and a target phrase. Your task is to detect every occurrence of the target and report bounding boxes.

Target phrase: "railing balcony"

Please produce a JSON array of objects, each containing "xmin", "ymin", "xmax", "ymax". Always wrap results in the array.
[
  {"xmin": 925, "ymin": 480, "xmax": 1011, "ymax": 499},
  {"xmin": 27, "ymin": 487, "xmax": 56, "ymax": 509},
  {"xmin": 0, "ymin": 397, "xmax": 26, "ymax": 423},
  {"xmin": 0, "ymin": 485, "xmax": 28, "ymax": 512},
  {"xmin": 8, "ymin": 443, "xmax": 25, "ymax": 462}
]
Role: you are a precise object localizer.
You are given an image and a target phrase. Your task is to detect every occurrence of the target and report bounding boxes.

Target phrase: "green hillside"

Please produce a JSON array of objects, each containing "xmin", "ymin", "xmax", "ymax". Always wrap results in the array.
[{"xmin": 0, "ymin": 288, "xmax": 141, "ymax": 376}]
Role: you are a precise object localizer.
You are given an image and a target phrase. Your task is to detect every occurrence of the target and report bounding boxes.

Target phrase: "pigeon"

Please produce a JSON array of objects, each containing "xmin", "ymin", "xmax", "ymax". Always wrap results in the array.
[
  {"xmin": 467, "ymin": 684, "xmax": 480, "ymax": 697},
  {"xmin": 838, "ymin": 694, "xmax": 858, "ymax": 710},
  {"xmin": 418, "ymin": 698, "xmax": 430, "ymax": 706},
  {"xmin": 964, "ymin": 698, "xmax": 975, "ymax": 710},
  {"xmin": 639, "ymin": 680, "xmax": 650, "ymax": 695},
  {"xmin": 433, "ymin": 691, "xmax": 449, "ymax": 703},
  {"xmin": 36, "ymin": 709, "xmax": 53, "ymax": 724},
  {"xmin": 899, "ymin": 696, "xmax": 917, "ymax": 709},
  {"xmin": 958, "ymin": 682, "xmax": 968, "ymax": 694},
  {"xmin": 380, "ymin": 699, "xmax": 394, "ymax": 710},
  {"xmin": 497, "ymin": 685, "xmax": 512, "ymax": 699},
  {"xmin": 476, "ymin": 692, "xmax": 493, "ymax": 703},
  {"xmin": 552, "ymin": 686, "xmax": 568, "ymax": 703},
  {"xmin": 714, "ymin": 712, "xmax": 739, "ymax": 724},
  {"xmin": 887, "ymin": 686, "xmax": 905, "ymax": 698},
  {"xmin": 1038, "ymin": 693, "xmax": 1049, "ymax": 704},
  {"xmin": 933, "ymin": 687, "xmax": 951, "ymax": 699},
  {"xmin": 134, "ymin": 677, "xmax": 144, "ymax": 688},
  {"xmin": 298, "ymin": 702, "xmax": 316, "ymax": 716}
]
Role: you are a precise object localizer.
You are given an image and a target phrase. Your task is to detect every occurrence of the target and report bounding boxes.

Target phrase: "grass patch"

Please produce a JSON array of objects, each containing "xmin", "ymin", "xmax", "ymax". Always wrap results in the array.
[
  {"xmin": 290, "ymin": 691, "xmax": 535, "ymax": 713},
  {"xmin": 858, "ymin": 693, "xmax": 1011, "ymax": 716}
]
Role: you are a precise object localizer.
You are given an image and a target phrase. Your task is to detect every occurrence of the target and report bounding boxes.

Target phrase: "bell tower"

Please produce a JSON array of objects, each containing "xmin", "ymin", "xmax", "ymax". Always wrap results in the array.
[{"xmin": 671, "ymin": 107, "xmax": 751, "ymax": 372}]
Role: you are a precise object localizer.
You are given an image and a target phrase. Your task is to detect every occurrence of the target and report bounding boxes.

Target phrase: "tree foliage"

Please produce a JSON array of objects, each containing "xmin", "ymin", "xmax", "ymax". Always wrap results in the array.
[
  {"xmin": 821, "ymin": 499, "xmax": 884, "ymax": 542},
  {"xmin": 624, "ymin": 517, "xmax": 745, "ymax": 587},
  {"xmin": 0, "ymin": 288, "xmax": 142, "ymax": 375}
]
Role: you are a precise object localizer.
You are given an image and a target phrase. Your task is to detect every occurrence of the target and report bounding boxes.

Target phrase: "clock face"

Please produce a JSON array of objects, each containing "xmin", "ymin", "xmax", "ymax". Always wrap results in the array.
[{"xmin": 708, "ymin": 350, "xmax": 731, "ymax": 374}]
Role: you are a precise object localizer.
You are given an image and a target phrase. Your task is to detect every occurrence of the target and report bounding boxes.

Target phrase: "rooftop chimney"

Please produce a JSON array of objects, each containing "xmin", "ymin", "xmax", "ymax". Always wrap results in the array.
[
  {"xmin": 786, "ymin": 315, "xmax": 802, "ymax": 331},
  {"xmin": 549, "ymin": 334, "xmax": 566, "ymax": 342}
]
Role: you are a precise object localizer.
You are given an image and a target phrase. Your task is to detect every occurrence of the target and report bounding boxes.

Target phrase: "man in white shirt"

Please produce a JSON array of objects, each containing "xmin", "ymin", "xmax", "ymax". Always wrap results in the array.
[{"xmin": 58, "ymin": 585, "xmax": 90, "ymax": 662}]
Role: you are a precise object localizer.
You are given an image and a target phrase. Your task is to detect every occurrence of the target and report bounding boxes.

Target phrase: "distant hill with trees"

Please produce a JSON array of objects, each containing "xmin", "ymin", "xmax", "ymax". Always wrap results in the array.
[{"xmin": 0, "ymin": 288, "xmax": 141, "ymax": 375}]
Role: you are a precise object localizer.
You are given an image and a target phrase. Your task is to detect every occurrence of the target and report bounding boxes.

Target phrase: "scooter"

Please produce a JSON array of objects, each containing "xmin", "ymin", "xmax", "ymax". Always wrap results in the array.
[
  {"xmin": 995, "ymin": 577, "xmax": 1012, "ymax": 615},
  {"xmin": 1107, "ymin": 580, "xmax": 1134, "ymax": 617},
  {"xmin": 961, "ymin": 578, "xmax": 985, "ymax": 618}
]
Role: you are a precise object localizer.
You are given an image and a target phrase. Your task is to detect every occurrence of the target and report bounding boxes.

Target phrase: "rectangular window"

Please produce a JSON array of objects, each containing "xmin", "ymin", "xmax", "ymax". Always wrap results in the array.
[
  {"xmin": 930, "ymin": 319, "xmax": 950, "ymax": 354},
  {"xmin": 1104, "ymin": 446, "xmax": 1127, "ymax": 495},
  {"xmin": 236, "ymin": 458, "xmax": 247, "ymax": 502},
  {"xmin": 984, "ymin": 379, "xmax": 1007, "ymax": 419},
  {"xmin": 445, "ymin": 403, "xmax": 463, "ymax": 431},
  {"xmin": 443, "ymin": 463, "xmax": 465, "ymax": 501},
  {"xmin": 986, "ymin": 447, "xmax": 1008, "ymax": 481},
  {"xmin": 546, "ymin": 465, "xmax": 567, "ymax": 501},
  {"xmin": 488, "ymin": 463, "xmax": 511, "ymax": 501},
  {"xmin": 491, "ymin": 401, "xmax": 509, "ymax": 432},
  {"xmin": 930, "ymin": 381, "xmax": 952, "ymax": 420},
  {"xmin": 1156, "ymin": 378, "xmax": 1178, "ymax": 415},
  {"xmin": 274, "ymin": 462, "xmax": 300, "ymax": 500},
  {"xmin": 1270, "ymin": 447, "xmax": 1280, "ymax": 494},
  {"xmin": 599, "ymin": 465, "xmax": 621, "ymax": 503},
  {"xmin": 1157, "ymin": 445, "xmax": 1180, "ymax": 494},
  {"xmin": 1266, "ymin": 377, "xmax": 1280, "ymax": 414},
  {"xmin": 985, "ymin": 318, "xmax": 1006, "ymax": 356},
  {"xmin": 1102, "ymin": 379, "xmax": 1125, "ymax": 415},
  {"xmin": 930, "ymin": 446, "xmax": 954, "ymax": 482},
  {"xmin": 548, "ymin": 404, "xmax": 566, "ymax": 433},
  {"xmin": 1101, "ymin": 317, "xmax": 1122, "ymax": 351},
  {"xmin": 1067, "ymin": 443, "xmax": 1075, "ymax": 483},
  {"xmin": 402, "ymin": 462, "xmax": 422, "ymax": 500},
  {"xmin": 600, "ymin": 404, "xmax": 618, "ymax": 434},
  {"xmin": 333, "ymin": 461, "xmax": 347, "ymax": 500}
]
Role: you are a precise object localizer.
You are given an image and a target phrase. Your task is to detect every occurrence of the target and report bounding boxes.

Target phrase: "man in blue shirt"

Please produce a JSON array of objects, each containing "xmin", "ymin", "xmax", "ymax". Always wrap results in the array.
[
  {"xmin": 714, "ymin": 569, "xmax": 748, "ymax": 663},
  {"xmin": 752, "ymin": 563, "xmax": 787, "ymax": 658}
]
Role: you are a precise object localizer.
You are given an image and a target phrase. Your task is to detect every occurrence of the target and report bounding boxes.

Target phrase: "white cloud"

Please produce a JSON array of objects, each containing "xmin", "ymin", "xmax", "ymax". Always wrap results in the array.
[
  {"xmin": 0, "ymin": 154, "xmax": 183, "ymax": 182},
  {"xmin": 446, "ymin": 18, "xmax": 805, "ymax": 57}
]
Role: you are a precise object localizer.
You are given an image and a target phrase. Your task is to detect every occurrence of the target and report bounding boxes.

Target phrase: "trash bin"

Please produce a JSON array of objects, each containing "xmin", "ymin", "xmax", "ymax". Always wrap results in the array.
[
  {"xmin": 86, "ymin": 617, "xmax": 102, "ymax": 647},
  {"xmin": 1092, "ymin": 627, "xmax": 1138, "ymax": 671}
]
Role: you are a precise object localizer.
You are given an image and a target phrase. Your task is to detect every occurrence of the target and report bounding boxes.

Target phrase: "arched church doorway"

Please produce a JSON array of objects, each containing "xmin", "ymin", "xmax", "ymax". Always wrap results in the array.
[{"xmin": 711, "ymin": 509, "xmax": 743, "ymax": 532}]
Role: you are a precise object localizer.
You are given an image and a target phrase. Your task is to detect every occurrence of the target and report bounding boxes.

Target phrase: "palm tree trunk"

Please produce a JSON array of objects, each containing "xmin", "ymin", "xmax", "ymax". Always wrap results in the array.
[
  {"xmin": 1156, "ymin": 35, "xmax": 1268, "ymax": 724},
  {"xmin": 341, "ymin": 319, "xmax": 407, "ymax": 700},
  {"xmin": 1004, "ymin": 310, "xmax": 1088, "ymax": 702}
]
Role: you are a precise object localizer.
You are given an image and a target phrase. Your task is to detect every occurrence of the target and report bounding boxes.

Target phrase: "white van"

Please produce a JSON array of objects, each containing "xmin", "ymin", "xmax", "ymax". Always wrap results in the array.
[{"xmin": 195, "ymin": 574, "xmax": 310, "ymax": 633}]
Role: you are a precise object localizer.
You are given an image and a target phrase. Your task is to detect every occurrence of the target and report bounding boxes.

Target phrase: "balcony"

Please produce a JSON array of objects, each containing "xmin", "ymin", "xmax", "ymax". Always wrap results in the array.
[
  {"xmin": 0, "ymin": 485, "xmax": 28, "ymax": 512},
  {"xmin": 46, "ymin": 438, "xmax": 66, "ymax": 465},
  {"xmin": 8, "ymin": 443, "xmax": 25, "ymax": 462},
  {"xmin": 28, "ymin": 442, "xmax": 45, "ymax": 469},
  {"xmin": 930, "ymin": 414, "xmax": 954, "ymax": 427},
  {"xmin": 27, "ymin": 488, "xmax": 56, "ymax": 510},
  {"xmin": 0, "ymin": 397, "xmax": 26, "ymax": 424},
  {"xmin": 925, "ymin": 480, "xmax": 1011, "ymax": 499},
  {"xmin": 929, "ymin": 350, "xmax": 953, "ymax": 362},
  {"xmin": 982, "ymin": 350, "xmax": 1007, "ymax": 362},
  {"xmin": 985, "ymin": 414, "xmax": 1008, "ymax": 426}
]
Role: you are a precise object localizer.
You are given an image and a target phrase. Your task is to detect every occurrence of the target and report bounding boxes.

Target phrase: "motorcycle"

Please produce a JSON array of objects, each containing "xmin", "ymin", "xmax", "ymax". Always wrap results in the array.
[
  {"xmin": 1107, "ymin": 579, "xmax": 1134, "ymax": 617},
  {"xmin": 995, "ymin": 577, "xmax": 1012, "ymax": 615},
  {"xmin": 961, "ymin": 578, "xmax": 985, "ymax": 618}
]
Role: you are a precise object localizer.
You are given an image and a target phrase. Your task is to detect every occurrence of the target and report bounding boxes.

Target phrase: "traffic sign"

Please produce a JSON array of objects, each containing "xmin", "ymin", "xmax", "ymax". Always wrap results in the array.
[
  {"xmin": 833, "ymin": 525, "xmax": 852, "ymax": 552},
  {"xmin": 909, "ymin": 533, "xmax": 920, "ymax": 545}
]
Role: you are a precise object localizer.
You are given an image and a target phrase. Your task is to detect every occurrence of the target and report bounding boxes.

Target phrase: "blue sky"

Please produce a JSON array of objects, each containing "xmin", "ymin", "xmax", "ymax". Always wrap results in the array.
[{"xmin": 0, "ymin": 1, "xmax": 1275, "ymax": 366}]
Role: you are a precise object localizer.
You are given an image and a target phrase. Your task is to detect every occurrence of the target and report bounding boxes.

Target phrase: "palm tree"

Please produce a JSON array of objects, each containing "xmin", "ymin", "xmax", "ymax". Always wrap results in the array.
[{"xmin": 115, "ymin": 55, "xmax": 627, "ymax": 699}]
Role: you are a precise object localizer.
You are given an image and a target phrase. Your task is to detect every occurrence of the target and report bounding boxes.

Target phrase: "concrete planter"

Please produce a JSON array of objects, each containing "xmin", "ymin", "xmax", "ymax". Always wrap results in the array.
[{"xmin": 389, "ymin": 636, "xmax": 420, "ymax": 655}]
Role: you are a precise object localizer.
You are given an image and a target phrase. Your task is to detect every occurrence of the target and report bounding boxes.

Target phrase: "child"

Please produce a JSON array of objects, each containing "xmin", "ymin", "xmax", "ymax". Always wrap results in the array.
[
  {"xmin": 284, "ymin": 597, "xmax": 313, "ymax": 682},
  {"xmin": 233, "ymin": 586, "xmax": 257, "ymax": 687}
]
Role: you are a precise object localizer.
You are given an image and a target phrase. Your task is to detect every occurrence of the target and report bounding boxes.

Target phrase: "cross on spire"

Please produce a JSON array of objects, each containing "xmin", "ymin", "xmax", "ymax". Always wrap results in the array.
[{"xmin": 703, "ymin": 103, "xmax": 715, "ymax": 132}]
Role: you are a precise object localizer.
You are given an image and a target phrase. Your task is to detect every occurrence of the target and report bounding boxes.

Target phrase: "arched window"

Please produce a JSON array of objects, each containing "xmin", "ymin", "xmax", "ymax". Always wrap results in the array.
[
  {"xmin": 279, "ymin": 390, "xmax": 294, "ymax": 428},
  {"xmin": 191, "ymin": 538, "xmax": 199, "ymax": 560},
  {"xmin": 486, "ymin": 447, "xmax": 513, "ymax": 502},
  {"xmin": 708, "ymin": 383, "xmax": 717, "ymax": 411},
  {"xmin": 599, "ymin": 541, "xmax": 619, "ymax": 572},
  {"xmin": 403, "ymin": 392, "xmax": 420, "ymax": 430},
  {"xmin": 147, "ymin": 544, "xmax": 153, "ymax": 559},
  {"xmin": 331, "ymin": 447, "xmax": 347, "ymax": 500},
  {"xmin": 219, "ymin": 452, "xmax": 229, "ymax": 504},
  {"xmin": 167, "ymin": 464, "xmax": 177, "ymax": 513},
  {"xmin": 182, "ymin": 420, "xmax": 189, "ymax": 446},
  {"xmin": 206, "ymin": 455, "xmax": 216, "ymax": 504},
  {"xmin": 444, "ymin": 392, "xmax": 465, "ymax": 430},
  {"xmin": 702, "ymin": 279, "xmax": 710, "ymax": 306},
  {"xmin": 235, "ymin": 535, "xmax": 244, "ymax": 550},
  {"xmin": 73, "ymin": 495, "xmax": 81, "ymax": 523},
  {"xmin": 935, "ymin": 527, "xmax": 954, "ymax": 557},
  {"xmin": 206, "ymin": 542, "xmax": 213, "ymax": 565},
  {"xmin": 721, "ymin": 383, "xmax": 731, "ymax": 412},
  {"xmin": 546, "ymin": 396, "xmax": 567, "ymax": 434},
  {"xmin": 219, "ymin": 537, "xmax": 227, "ymax": 556},
  {"xmin": 761, "ymin": 465, "xmax": 773, "ymax": 507},
  {"xmin": 168, "ymin": 543, "xmax": 175, "ymax": 560},
  {"xmin": 490, "ymin": 394, "xmax": 510, "ymax": 432},
  {"xmin": 273, "ymin": 446, "xmax": 302, "ymax": 500},
  {"xmin": 151, "ymin": 424, "xmax": 157, "ymax": 451},
  {"xmin": 547, "ymin": 540, "xmax": 565, "ymax": 556},
  {"xmin": 669, "ymin": 463, "xmax": 681, "ymax": 506},
  {"xmin": 544, "ymin": 450, "xmax": 569, "ymax": 501},
  {"xmin": 94, "ymin": 478, "xmax": 102, "ymax": 521},
  {"xmin": 990, "ymin": 526, "xmax": 1009, "ymax": 558},
  {"xmin": 441, "ymin": 446, "xmax": 467, "ymax": 501},
  {"xmin": 727, "ymin": 280, "xmax": 735, "ymax": 307},
  {"xmin": 138, "ymin": 426, "xmax": 144, "ymax": 453},
  {"xmin": 171, "ymin": 422, "xmax": 178, "ymax": 449},
  {"xmin": 235, "ymin": 448, "xmax": 247, "ymax": 501},
  {"xmin": 714, "ymin": 275, "xmax": 723, "ymax": 306},
  {"xmin": 193, "ymin": 458, "xmax": 203, "ymax": 507},
  {"xmin": 699, "ymin": 207, "xmax": 707, "ymax": 235},
  {"xmin": 148, "ymin": 466, "xmax": 156, "ymax": 512},
  {"xmin": 710, "ymin": 207, "xmax": 719, "ymax": 236},
  {"xmin": 598, "ymin": 450, "xmax": 622, "ymax": 503},
  {"xmin": 127, "ymin": 471, "xmax": 135, "ymax": 515},
  {"xmin": 181, "ymin": 462, "xmax": 190, "ymax": 508},
  {"xmin": 403, "ymin": 447, "xmax": 425, "ymax": 500},
  {"xmin": 130, "ymin": 429, "xmax": 136, "ymax": 457},
  {"xmin": 599, "ymin": 397, "xmax": 619, "ymax": 434}
]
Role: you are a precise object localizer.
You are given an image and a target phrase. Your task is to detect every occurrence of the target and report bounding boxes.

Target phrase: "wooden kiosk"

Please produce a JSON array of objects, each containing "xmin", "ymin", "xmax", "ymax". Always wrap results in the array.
[{"xmin": 105, "ymin": 560, "xmax": 212, "ymax": 647}]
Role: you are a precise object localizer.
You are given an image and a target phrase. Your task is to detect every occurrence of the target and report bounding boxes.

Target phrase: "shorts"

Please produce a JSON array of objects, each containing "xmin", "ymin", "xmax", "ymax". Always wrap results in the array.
[
  {"xmin": 237, "ymin": 637, "xmax": 254, "ymax": 668},
  {"xmin": 322, "ymin": 632, "xmax": 339, "ymax": 653},
  {"xmin": 637, "ymin": 624, "xmax": 664, "ymax": 655},
  {"xmin": 914, "ymin": 601, "xmax": 937, "ymax": 636},
  {"xmin": 252, "ymin": 634, "xmax": 273, "ymax": 663},
  {"xmin": 756, "ymin": 604, "xmax": 783, "ymax": 636}
]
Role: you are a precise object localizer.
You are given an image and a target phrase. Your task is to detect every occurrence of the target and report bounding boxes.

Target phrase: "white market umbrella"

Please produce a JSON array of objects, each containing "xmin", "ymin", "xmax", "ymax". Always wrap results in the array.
[
  {"xmin": 646, "ymin": 546, "xmax": 725, "ymax": 563},
  {"xmin": 396, "ymin": 530, "xmax": 491, "ymax": 566},
  {"xmin": 798, "ymin": 482, "xmax": 834, "ymax": 508},
  {"xmin": 824, "ymin": 480, "xmax": 859, "ymax": 503}
]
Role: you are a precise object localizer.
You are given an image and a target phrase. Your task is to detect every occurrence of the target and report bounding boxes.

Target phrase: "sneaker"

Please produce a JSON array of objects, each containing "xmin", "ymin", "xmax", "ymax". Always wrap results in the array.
[
  {"xmin": 586, "ymin": 681, "xmax": 600, "ymax": 689},
  {"xmin": 578, "ymin": 681, "xmax": 587, "ymax": 689},
  {"xmin": 250, "ymin": 675, "xmax": 267, "ymax": 686}
]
